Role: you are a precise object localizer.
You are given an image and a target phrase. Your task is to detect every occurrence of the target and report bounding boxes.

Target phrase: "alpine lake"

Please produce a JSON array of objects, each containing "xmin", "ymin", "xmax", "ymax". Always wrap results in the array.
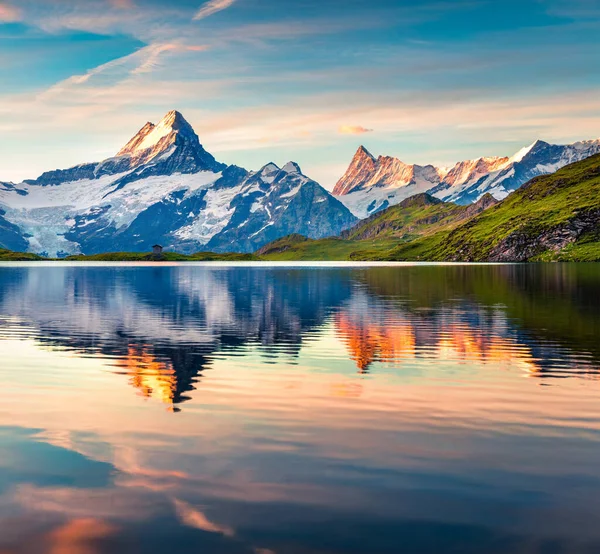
[{"xmin": 0, "ymin": 262, "xmax": 599, "ymax": 554}]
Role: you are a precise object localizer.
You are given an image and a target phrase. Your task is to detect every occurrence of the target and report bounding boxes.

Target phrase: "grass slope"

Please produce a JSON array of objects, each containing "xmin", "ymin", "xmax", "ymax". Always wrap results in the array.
[
  {"xmin": 259, "ymin": 193, "xmax": 495, "ymax": 261},
  {"xmin": 257, "ymin": 236, "xmax": 399, "ymax": 261},
  {"xmin": 342, "ymin": 194, "xmax": 465, "ymax": 241}
]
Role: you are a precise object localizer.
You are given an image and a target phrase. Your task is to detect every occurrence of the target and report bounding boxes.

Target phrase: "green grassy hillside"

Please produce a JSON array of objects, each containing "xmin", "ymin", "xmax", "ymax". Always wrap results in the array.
[
  {"xmin": 258, "ymin": 193, "xmax": 497, "ymax": 261},
  {"xmin": 257, "ymin": 235, "xmax": 400, "ymax": 261},
  {"xmin": 342, "ymin": 193, "xmax": 494, "ymax": 240}
]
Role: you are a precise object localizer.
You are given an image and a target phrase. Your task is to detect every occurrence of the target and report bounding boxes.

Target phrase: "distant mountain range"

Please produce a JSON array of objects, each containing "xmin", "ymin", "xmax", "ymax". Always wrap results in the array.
[
  {"xmin": 0, "ymin": 109, "xmax": 599, "ymax": 257},
  {"xmin": 334, "ymin": 139, "xmax": 600, "ymax": 218},
  {"xmin": 260, "ymin": 153, "xmax": 600, "ymax": 262},
  {"xmin": 0, "ymin": 111, "xmax": 356, "ymax": 256}
]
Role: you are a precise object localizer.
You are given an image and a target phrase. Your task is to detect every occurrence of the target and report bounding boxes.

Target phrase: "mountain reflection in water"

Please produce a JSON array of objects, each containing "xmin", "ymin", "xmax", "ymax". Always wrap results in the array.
[{"xmin": 0, "ymin": 263, "xmax": 599, "ymax": 553}]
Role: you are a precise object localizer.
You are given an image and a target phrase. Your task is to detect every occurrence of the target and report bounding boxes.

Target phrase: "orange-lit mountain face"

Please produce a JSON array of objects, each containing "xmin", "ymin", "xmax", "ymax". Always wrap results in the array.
[
  {"xmin": 332, "ymin": 146, "xmax": 445, "ymax": 197},
  {"xmin": 115, "ymin": 110, "xmax": 223, "ymax": 173}
]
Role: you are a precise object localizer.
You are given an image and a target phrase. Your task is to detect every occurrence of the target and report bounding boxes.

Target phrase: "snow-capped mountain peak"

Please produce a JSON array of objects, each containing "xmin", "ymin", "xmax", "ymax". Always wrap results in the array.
[
  {"xmin": 260, "ymin": 162, "xmax": 280, "ymax": 172},
  {"xmin": 118, "ymin": 110, "xmax": 195, "ymax": 155},
  {"xmin": 509, "ymin": 140, "xmax": 546, "ymax": 164},
  {"xmin": 332, "ymin": 146, "xmax": 378, "ymax": 196},
  {"xmin": 442, "ymin": 156, "xmax": 510, "ymax": 188},
  {"xmin": 281, "ymin": 161, "xmax": 302, "ymax": 174},
  {"xmin": 356, "ymin": 145, "xmax": 376, "ymax": 162},
  {"xmin": 333, "ymin": 146, "xmax": 447, "ymax": 215},
  {"xmin": 161, "ymin": 109, "xmax": 195, "ymax": 132},
  {"xmin": 114, "ymin": 109, "xmax": 217, "ymax": 172},
  {"xmin": 116, "ymin": 121, "xmax": 156, "ymax": 156}
]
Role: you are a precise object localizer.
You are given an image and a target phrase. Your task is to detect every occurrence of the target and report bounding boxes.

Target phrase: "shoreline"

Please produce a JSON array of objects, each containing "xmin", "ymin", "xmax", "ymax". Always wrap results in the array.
[{"xmin": 0, "ymin": 259, "xmax": 591, "ymax": 267}]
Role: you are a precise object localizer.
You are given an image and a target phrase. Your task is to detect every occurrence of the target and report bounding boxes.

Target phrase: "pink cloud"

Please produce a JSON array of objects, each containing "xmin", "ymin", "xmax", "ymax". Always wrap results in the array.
[
  {"xmin": 47, "ymin": 518, "xmax": 118, "ymax": 554},
  {"xmin": 194, "ymin": 0, "xmax": 237, "ymax": 21},
  {"xmin": 338, "ymin": 125, "xmax": 374, "ymax": 135},
  {"xmin": 186, "ymin": 45, "xmax": 211, "ymax": 52},
  {"xmin": 109, "ymin": 0, "xmax": 135, "ymax": 8},
  {"xmin": 0, "ymin": 2, "xmax": 21, "ymax": 21},
  {"xmin": 172, "ymin": 499, "xmax": 235, "ymax": 537}
]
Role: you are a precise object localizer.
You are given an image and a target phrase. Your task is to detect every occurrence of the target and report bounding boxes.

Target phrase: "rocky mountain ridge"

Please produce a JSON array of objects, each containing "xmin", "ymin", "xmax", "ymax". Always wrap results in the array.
[{"xmin": 335, "ymin": 138, "xmax": 600, "ymax": 218}]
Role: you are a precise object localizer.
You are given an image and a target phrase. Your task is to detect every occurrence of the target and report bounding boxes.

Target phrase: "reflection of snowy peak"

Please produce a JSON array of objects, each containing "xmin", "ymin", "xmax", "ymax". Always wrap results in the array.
[
  {"xmin": 0, "ymin": 111, "xmax": 355, "ymax": 256},
  {"xmin": 336, "ymin": 138, "xmax": 600, "ymax": 218}
]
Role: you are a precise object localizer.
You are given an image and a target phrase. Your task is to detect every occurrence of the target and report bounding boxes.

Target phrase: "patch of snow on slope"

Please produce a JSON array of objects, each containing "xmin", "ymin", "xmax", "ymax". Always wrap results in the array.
[
  {"xmin": 104, "ymin": 171, "xmax": 221, "ymax": 227},
  {"xmin": 0, "ymin": 171, "xmax": 130, "ymax": 211},
  {"xmin": 533, "ymin": 162, "xmax": 563, "ymax": 174},
  {"xmin": 509, "ymin": 141, "xmax": 538, "ymax": 164},
  {"xmin": 479, "ymin": 167, "xmax": 515, "ymax": 191},
  {"xmin": 0, "ymin": 171, "xmax": 221, "ymax": 255},
  {"xmin": 174, "ymin": 182, "xmax": 243, "ymax": 243},
  {"xmin": 250, "ymin": 221, "xmax": 274, "ymax": 239},
  {"xmin": 135, "ymin": 119, "xmax": 176, "ymax": 153},
  {"xmin": 250, "ymin": 201, "xmax": 263, "ymax": 213},
  {"xmin": 280, "ymin": 184, "xmax": 302, "ymax": 199},
  {"xmin": 337, "ymin": 180, "xmax": 432, "ymax": 219}
]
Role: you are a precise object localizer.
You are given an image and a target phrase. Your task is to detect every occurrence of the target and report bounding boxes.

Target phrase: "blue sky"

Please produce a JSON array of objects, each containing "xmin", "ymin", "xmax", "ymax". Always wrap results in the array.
[{"xmin": 1, "ymin": 0, "xmax": 599, "ymax": 187}]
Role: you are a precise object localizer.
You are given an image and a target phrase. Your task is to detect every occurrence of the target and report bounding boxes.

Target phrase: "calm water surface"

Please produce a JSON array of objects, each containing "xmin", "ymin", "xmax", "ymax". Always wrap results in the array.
[{"xmin": 1, "ymin": 263, "xmax": 600, "ymax": 553}]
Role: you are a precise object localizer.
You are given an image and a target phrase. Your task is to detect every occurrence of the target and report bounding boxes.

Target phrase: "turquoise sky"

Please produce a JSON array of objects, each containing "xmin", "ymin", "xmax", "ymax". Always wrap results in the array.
[{"xmin": 1, "ymin": 0, "xmax": 599, "ymax": 187}]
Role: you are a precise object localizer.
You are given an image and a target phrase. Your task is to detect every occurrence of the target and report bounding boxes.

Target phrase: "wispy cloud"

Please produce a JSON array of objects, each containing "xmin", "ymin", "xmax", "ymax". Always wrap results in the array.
[
  {"xmin": 130, "ymin": 43, "xmax": 179, "ymax": 75},
  {"xmin": 338, "ymin": 125, "xmax": 373, "ymax": 135},
  {"xmin": 0, "ymin": 1, "xmax": 21, "ymax": 21},
  {"xmin": 193, "ymin": 0, "xmax": 236, "ymax": 21},
  {"xmin": 38, "ymin": 41, "xmax": 211, "ymax": 98},
  {"xmin": 22, "ymin": 1, "xmax": 182, "ymax": 44},
  {"xmin": 109, "ymin": 0, "xmax": 135, "ymax": 8},
  {"xmin": 173, "ymin": 499, "xmax": 234, "ymax": 536},
  {"xmin": 131, "ymin": 42, "xmax": 211, "ymax": 74}
]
